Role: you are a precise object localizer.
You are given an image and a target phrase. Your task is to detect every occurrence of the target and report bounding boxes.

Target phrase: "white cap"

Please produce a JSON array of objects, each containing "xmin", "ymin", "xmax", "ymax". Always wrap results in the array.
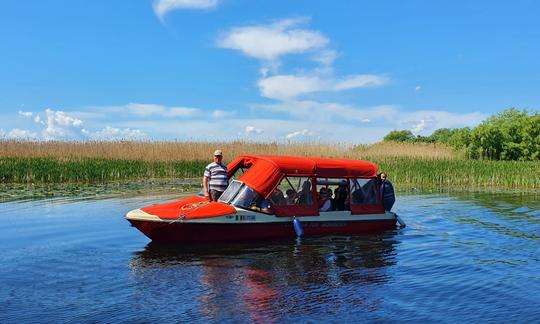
[{"xmin": 213, "ymin": 149, "xmax": 223, "ymax": 156}]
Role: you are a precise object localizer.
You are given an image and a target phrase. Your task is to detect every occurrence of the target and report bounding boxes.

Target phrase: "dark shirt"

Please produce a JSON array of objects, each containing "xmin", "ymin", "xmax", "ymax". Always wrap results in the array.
[{"xmin": 381, "ymin": 180, "xmax": 396, "ymax": 211}]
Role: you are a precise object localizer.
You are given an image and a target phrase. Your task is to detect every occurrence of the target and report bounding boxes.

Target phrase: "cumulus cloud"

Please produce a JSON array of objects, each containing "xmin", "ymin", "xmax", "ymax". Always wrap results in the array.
[
  {"xmin": 411, "ymin": 119, "xmax": 427, "ymax": 134},
  {"xmin": 4, "ymin": 108, "xmax": 147, "ymax": 141},
  {"xmin": 88, "ymin": 126, "xmax": 146, "ymax": 140},
  {"xmin": 43, "ymin": 108, "xmax": 84, "ymax": 140},
  {"xmin": 217, "ymin": 17, "xmax": 391, "ymax": 105},
  {"xmin": 257, "ymin": 100, "xmax": 488, "ymax": 136},
  {"xmin": 258, "ymin": 74, "xmax": 389, "ymax": 100},
  {"xmin": 4, "ymin": 128, "xmax": 38, "ymax": 139},
  {"xmin": 126, "ymin": 103, "xmax": 199, "ymax": 117},
  {"xmin": 34, "ymin": 115, "xmax": 44, "ymax": 124},
  {"xmin": 1, "ymin": 100, "xmax": 488, "ymax": 144},
  {"xmin": 217, "ymin": 18, "xmax": 329, "ymax": 63},
  {"xmin": 18, "ymin": 110, "xmax": 33, "ymax": 118},
  {"xmin": 285, "ymin": 129, "xmax": 316, "ymax": 140},
  {"xmin": 153, "ymin": 0, "xmax": 219, "ymax": 20},
  {"xmin": 398, "ymin": 111, "xmax": 487, "ymax": 135},
  {"xmin": 259, "ymin": 100, "xmax": 398, "ymax": 124},
  {"xmin": 211, "ymin": 110, "xmax": 236, "ymax": 118},
  {"xmin": 245, "ymin": 125, "xmax": 263, "ymax": 135},
  {"xmin": 312, "ymin": 50, "xmax": 338, "ymax": 67}
]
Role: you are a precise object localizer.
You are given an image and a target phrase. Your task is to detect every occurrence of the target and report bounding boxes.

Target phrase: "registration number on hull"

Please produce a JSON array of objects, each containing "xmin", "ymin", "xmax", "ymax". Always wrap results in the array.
[{"xmin": 225, "ymin": 214, "xmax": 257, "ymax": 221}]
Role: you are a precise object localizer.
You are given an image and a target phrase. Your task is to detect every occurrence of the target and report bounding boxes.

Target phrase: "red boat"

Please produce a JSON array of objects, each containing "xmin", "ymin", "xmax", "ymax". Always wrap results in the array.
[{"xmin": 126, "ymin": 155, "xmax": 403, "ymax": 242}]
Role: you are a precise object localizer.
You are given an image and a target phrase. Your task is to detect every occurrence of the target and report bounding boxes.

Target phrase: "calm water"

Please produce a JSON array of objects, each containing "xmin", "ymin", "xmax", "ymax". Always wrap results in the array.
[{"xmin": 1, "ymin": 190, "xmax": 539, "ymax": 323}]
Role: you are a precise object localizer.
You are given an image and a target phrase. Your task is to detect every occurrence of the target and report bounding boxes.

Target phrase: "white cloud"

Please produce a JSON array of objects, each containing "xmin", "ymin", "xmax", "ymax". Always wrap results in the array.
[
  {"xmin": 411, "ymin": 119, "xmax": 427, "ymax": 134},
  {"xmin": 43, "ymin": 108, "xmax": 84, "ymax": 140},
  {"xmin": 78, "ymin": 103, "xmax": 486, "ymax": 144},
  {"xmin": 34, "ymin": 115, "xmax": 44, "ymax": 124},
  {"xmin": 245, "ymin": 125, "xmax": 263, "ymax": 135},
  {"xmin": 256, "ymin": 100, "xmax": 488, "ymax": 137},
  {"xmin": 398, "ymin": 111, "xmax": 487, "ymax": 135},
  {"xmin": 312, "ymin": 50, "xmax": 338, "ymax": 67},
  {"xmin": 415, "ymin": 85, "xmax": 422, "ymax": 92},
  {"xmin": 217, "ymin": 18, "xmax": 329, "ymax": 62},
  {"xmin": 6, "ymin": 128, "xmax": 38, "ymax": 139},
  {"xmin": 258, "ymin": 74, "xmax": 389, "ymax": 100},
  {"xmin": 89, "ymin": 126, "xmax": 146, "ymax": 140},
  {"xmin": 4, "ymin": 108, "xmax": 147, "ymax": 141},
  {"xmin": 285, "ymin": 129, "xmax": 316, "ymax": 140},
  {"xmin": 258, "ymin": 100, "xmax": 398, "ymax": 124},
  {"xmin": 1, "ymin": 101, "xmax": 488, "ymax": 144},
  {"xmin": 333, "ymin": 75, "xmax": 389, "ymax": 91},
  {"xmin": 211, "ymin": 110, "xmax": 236, "ymax": 118},
  {"xmin": 126, "ymin": 103, "xmax": 199, "ymax": 118},
  {"xmin": 258, "ymin": 75, "xmax": 323, "ymax": 101},
  {"xmin": 18, "ymin": 110, "xmax": 33, "ymax": 118},
  {"xmin": 153, "ymin": 0, "xmax": 219, "ymax": 20}
]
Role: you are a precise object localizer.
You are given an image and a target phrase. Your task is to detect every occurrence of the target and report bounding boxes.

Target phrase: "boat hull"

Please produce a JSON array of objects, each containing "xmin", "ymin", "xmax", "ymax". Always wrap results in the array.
[{"xmin": 127, "ymin": 218, "xmax": 397, "ymax": 243}]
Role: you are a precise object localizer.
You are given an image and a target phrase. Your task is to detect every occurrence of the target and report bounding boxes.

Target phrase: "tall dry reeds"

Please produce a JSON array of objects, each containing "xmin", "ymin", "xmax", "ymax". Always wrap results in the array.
[
  {"xmin": 0, "ymin": 140, "xmax": 455, "ymax": 162},
  {"xmin": 2, "ymin": 140, "xmax": 539, "ymax": 189}
]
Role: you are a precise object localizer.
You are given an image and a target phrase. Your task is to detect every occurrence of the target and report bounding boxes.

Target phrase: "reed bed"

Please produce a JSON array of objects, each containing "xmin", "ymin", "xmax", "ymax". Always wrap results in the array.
[
  {"xmin": 0, "ymin": 158, "xmax": 205, "ymax": 183},
  {"xmin": 0, "ymin": 140, "xmax": 538, "ymax": 190},
  {"xmin": 0, "ymin": 140, "xmax": 454, "ymax": 161},
  {"xmin": 373, "ymin": 157, "xmax": 540, "ymax": 190}
]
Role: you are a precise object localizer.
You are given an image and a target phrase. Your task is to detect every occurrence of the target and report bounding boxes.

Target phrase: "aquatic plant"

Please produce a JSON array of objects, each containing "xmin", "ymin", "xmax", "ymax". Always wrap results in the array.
[{"xmin": 0, "ymin": 140, "xmax": 538, "ymax": 189}]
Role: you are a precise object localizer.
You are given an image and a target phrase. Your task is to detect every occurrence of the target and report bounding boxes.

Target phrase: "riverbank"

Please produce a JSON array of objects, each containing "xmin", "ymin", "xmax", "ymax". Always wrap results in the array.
[
  {"xmin": 1, "ymin": 156, "xmax": 539, "ymax": 191},
  {"xmin": 1, "ymin": 140, "xmax": 538, "ymax": 190}
]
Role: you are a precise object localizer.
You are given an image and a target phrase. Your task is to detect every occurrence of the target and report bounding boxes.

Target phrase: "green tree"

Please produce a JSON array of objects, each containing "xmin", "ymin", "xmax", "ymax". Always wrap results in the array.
[
  {"xmin": 383, "ymin": 130, "xmax": 415, "ymax": 142},
  {"xmin": 429, "ymin": 128, "xmax": 455, "ymax": 144},
  {"xmin": 468, "ymin": 108, "xmax": 540, "ymax": 160}
]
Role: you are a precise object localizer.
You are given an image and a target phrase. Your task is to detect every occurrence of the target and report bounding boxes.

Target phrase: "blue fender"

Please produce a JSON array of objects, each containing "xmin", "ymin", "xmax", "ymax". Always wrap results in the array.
[{"xmin": 293, "ymin": 217, "xmax": 304, "ymax": 237}]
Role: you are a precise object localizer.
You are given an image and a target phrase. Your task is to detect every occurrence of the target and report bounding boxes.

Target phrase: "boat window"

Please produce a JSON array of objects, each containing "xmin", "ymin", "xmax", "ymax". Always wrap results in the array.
[
  {"xmin": 230, "ymin": 185, "xmax": 263, "ymax": 209},
  {"xmin": 218, "ymin": 180, "xmax": 243, "ymax": 203},
  {"xmin": 272, "ymin": 176, "xmax": 314, "ymax": 206},
  {"xmin": 349, "ymin": 178, "xmax": 378, "ymax": 205},
  {"xmin": 315, "ymin": 178, "xmax": 350, "ymax": 212}
]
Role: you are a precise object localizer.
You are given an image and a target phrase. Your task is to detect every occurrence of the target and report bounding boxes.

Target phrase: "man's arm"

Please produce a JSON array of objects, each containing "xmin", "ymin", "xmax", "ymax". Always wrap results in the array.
[{"xmin": 203, "ymin": 175, "xmax": 210, "ymax": 199}]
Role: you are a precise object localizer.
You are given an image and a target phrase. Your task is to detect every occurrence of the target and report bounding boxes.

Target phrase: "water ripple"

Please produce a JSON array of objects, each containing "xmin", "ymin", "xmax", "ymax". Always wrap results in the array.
[{"xmin": 1, "ymin": 191, "xmax": 540, "ymax": 322}]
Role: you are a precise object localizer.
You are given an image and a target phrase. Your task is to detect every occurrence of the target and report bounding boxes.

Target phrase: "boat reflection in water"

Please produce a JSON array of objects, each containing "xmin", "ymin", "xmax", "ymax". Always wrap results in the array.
[{"xmin": 129, "ymin": 233, "xmax": 399, "ymax": 322}]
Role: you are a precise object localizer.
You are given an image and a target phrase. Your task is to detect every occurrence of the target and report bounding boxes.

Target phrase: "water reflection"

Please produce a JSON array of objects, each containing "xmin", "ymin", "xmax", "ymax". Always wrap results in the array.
[
  {"xmin": 2, "ymin": 190, "xmax": 540, "ymax": 322},
  {"xmin": 129, "ymin": 234, "xmax": 399, "ymax": 322}
]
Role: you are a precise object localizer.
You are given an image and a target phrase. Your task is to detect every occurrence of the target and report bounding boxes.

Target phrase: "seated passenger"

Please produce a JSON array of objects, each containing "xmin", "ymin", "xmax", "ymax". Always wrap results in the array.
[
  {"xmin": 285, "ymin": 189, "xmax": 297, "ymax": 205},
  {"xmin": 351, "ymin": 187, "xmax": 365, "ymax": 204},
  {"xmin": 297, "ymin": 180, "xmax": 313, "ymax": 205},
  {"xmin": 362, "ymin": 180, "xmax": 377, "ymax": 204},
  {"xmin": 270, "ymin": 189, "xmax": 286, "ymax": 206},
  {"xmin": 250, "ymin": 196, "xmax": 272, "ymax": 214},
  {"xmin": 333, "ymin": 185, "xmax": 349, "ymax": 211},
  {"xmin": 318, "ymin": 187, "xmax": 332, "ymax": 212}
]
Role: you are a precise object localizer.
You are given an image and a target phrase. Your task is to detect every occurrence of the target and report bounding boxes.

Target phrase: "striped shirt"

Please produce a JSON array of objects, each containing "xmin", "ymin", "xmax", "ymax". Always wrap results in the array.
[{"xmin": 204, "ymin": 162, "xmax": 229, "ymax": 192}]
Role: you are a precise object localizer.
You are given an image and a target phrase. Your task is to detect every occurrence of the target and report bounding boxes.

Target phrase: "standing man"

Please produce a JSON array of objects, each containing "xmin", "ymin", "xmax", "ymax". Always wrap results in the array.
[
  {"xmin": 379, "ymin": 172, "xmax": 396, "ymax": 211},
  {"xmin": 203, "ymin": 150, "xmax": 229, "ymax": 201}
]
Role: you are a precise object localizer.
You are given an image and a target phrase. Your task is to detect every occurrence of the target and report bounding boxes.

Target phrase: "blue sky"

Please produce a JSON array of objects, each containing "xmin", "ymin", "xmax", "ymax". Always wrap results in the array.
[{"xmin": 1, "ymin": 0, "xmax": 538, "ymax": 142}]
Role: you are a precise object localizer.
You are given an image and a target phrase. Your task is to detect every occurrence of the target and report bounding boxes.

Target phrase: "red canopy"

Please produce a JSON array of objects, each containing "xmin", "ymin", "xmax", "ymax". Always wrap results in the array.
[{"xmin": 227, "ymin": 155, "xmax": 378, "ymax": 198}]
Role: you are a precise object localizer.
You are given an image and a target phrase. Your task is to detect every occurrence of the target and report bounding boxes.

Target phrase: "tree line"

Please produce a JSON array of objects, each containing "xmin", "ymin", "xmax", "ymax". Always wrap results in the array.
[{"xmin": 383, "ymin": 108, "xmax": 540, "ymax": 161}]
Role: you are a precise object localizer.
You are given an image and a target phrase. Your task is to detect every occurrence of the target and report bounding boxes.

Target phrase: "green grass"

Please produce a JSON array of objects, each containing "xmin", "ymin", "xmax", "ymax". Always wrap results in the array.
[
  {"xmin": 0, "ymin": 157, "xmax": 206, "ymax": 183},
  {"xmin": 373, "ymin": 157, "xmax": 540, "ymax": 190},
  {"xmin": 1, "ymin": 157, "xmax": 539, "ymax": 190}
]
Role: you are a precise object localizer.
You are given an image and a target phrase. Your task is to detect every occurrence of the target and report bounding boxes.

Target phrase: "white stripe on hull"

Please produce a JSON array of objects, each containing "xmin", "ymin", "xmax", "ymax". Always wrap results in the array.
[{"xmin": 126, "ymin": 207, "xmax": 396, "ymax": 224}]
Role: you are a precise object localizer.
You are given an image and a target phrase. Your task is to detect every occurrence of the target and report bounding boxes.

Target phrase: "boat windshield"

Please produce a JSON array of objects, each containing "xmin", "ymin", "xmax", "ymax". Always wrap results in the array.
[
  {"xmin": 218, "ymin": 180, "xmax": 262, "ymax": 209},
  {"xmin": 231, "ymin": 185, "xmax": 261, "ymax": 209},
  {"xmin": 218, "ymin": 180, "xmax": 243, "ymax": 203}
]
